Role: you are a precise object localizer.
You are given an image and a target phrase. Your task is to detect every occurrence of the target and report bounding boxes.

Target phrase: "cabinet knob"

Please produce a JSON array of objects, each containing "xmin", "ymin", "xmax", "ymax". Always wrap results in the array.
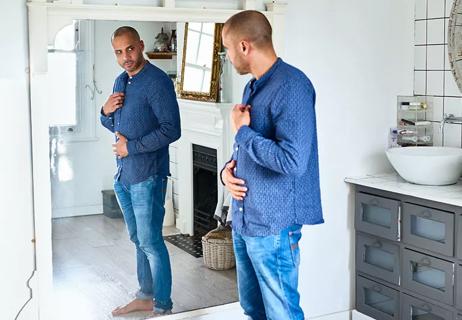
[{"xmin": 419, "ymin": 210, "xmax": 432, "ymax": 219}]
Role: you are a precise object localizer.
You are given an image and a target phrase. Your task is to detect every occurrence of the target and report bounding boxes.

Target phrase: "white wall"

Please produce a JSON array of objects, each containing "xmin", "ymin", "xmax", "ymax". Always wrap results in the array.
[
  {"xmin": 51, "ymin": 20, "xmax": 176, "ymax": 218},
  {"xmin": 2, "ymin": 0, "xmax": 415, "ymax": 318},
  {"xmin": 0, "ymin": 0, "xmax": 38, "ymax": 319},
  {"xmin": 284, "ymin": 0, "xmax": 414, "ymax": 317}
]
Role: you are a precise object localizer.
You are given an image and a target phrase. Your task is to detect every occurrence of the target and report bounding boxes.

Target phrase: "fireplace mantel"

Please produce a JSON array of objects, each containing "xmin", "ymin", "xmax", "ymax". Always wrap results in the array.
[{"xmin": 175, "ymin": 99, "xmax": 234, "ymax": 235}]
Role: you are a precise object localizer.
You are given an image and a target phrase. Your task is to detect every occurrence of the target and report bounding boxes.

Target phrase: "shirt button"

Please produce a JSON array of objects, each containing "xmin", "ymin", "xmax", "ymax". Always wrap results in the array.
[
  {"xmin": 128, "ymin": 81, "xmax": 131, "ymax": 84},
  {"xmin": 239, "ymin": 208, "xmax": 243, "ymax": 212},
  {"xmin": 235, "ymin": 147, "xmax": 239, "ymax": 151}
]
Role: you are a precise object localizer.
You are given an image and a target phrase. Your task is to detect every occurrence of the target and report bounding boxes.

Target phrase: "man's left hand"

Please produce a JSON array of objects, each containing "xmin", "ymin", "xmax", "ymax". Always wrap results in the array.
[
  {"xmin": 113, "ymin": 132, "xmax": 129, "ymax": 158},
  {"xmin": 231, "ymin": 104, "xmax": 251, "ymax": 133}
]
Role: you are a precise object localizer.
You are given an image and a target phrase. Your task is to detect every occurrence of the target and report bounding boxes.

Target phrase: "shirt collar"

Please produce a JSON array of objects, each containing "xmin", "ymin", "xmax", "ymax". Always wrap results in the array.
[
  {"xmin": 249, "ymin": 57, "xmax": 282, "ymax": 91},
  {"xmin": 126, "ymin": 60, "xmax": 149, "ymax": 80}
]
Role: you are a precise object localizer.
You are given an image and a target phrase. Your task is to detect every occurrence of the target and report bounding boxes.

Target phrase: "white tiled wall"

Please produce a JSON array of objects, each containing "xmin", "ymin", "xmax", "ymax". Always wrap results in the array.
[{"xmin": 414, "ymin": 0, "xmax": 462, "ymax": 146}]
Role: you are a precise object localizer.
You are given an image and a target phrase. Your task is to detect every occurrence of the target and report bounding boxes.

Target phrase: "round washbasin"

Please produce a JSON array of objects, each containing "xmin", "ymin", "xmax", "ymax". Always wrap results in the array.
[{"xmin": 386, "ymin": 146, "xmax": 462, "ymax": 185}]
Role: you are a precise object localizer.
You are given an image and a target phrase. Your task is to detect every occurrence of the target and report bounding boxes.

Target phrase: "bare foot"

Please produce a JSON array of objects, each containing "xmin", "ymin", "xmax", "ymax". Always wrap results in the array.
[{"xmin": 112, "ymin": 298, "xmax": 153, "ymax": 316}]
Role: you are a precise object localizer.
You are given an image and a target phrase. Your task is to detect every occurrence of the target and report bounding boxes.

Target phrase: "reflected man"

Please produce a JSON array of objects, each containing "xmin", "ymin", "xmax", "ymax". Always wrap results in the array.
[
  {"xmin": 220, "ymin": 11, "xmax": 324, "ymax": 320},
  {"xmin": 100, "ymin": 26, "xmax": 181, "ymax": 317}
]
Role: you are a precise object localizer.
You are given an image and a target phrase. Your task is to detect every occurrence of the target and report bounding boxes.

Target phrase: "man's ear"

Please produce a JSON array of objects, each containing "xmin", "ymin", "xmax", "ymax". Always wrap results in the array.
[
  {"xmin": 240, "ymin": 40, "xmax": 250, "ymax": 56},
  {"xmin": 140, "ymin": 39, "xmax": 145, "ymax": 51}
]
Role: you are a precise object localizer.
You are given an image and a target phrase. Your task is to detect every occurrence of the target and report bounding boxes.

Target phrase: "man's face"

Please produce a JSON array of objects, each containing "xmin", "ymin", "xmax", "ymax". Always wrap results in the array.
[
  {"xmin": 222, "ymin": 29, "xmax": 250, "ymax": 75},
  {"xmin": 112, "ymin": 33, "xmax": 145, "ymax": 75}
]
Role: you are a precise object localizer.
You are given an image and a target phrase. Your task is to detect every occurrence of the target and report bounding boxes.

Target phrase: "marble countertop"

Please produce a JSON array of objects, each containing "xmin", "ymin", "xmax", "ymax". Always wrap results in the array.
[{"xmin": 345, "ymin": 173, "xmax": 462, "ymax": 207}]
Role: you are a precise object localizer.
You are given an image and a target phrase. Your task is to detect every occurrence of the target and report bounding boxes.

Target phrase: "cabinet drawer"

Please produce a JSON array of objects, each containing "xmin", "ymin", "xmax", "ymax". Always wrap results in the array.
[
  {"xmin": 356, "ymin": 233, "xmax": 400, "ymax": 285},
  {"xmin": 403, "ymin": 203, "xmax": 454, "ymax": 256},
  {"xmin": 400, "ymin": 293, "xmax": 454, "ymax": 320},
  {"xmin": 355, "ymin": 193, "xmax": 400, "ymax": 241},
  {"xmin": 456, "ymin": 215, "xmax": 462, "ymax": 259},
  {"xmin": 457, "ymin": 265, "xmax": 462, "ymax": 310},
  {"xmin": 356, "ymin": 275, "xmax": 400, "ymax": 320},
  {"xmin": 402, "ymin": 249, "xmax": 454, "ymax": 305}
]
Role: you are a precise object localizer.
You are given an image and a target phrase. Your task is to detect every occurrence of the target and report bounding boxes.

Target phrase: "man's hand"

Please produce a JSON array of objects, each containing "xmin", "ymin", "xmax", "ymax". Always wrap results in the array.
[
  {"xmin": 102, "ymin": 92, "xmax": 125, "ymax": 116},
  {"xmin": 231, "ymin": 104, "xmax": 251, "ymax": 133},
  {"xmin": 113, "ymin": 132, "xmax": 129, "ymax": 158},
  {"xmin": 222, "ymin": 160, "xmax": 247, "ymax": 200}
]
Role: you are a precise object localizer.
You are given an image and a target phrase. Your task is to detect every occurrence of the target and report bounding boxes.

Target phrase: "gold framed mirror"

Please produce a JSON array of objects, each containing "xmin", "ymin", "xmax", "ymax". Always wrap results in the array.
[{"xmin": 179, "ymin": 22, "xmax": 223, "ymax": 102}]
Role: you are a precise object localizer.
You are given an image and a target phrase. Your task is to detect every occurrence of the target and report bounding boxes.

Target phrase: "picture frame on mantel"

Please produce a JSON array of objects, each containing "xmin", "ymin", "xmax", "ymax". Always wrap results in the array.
[{"xmin": 178, "ymin": 22, "xmax": 223, "ymax": 102}]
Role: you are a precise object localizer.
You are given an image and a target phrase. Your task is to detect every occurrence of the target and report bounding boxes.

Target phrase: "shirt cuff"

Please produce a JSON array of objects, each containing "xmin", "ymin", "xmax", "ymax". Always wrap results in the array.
[
  {"xmin": 100, "ymin": 107, "xmax": 112, "ymax": 118},
  {"xmin": 235, "ymin": 125, "xmax": 257, "ymax": 146}
]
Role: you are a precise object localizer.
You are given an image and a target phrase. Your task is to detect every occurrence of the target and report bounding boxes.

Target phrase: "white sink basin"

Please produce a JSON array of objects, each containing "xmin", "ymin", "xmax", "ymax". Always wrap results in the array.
[{"xmin": 386, "ymin": 147, "xmax": 462, "ymax": 185}]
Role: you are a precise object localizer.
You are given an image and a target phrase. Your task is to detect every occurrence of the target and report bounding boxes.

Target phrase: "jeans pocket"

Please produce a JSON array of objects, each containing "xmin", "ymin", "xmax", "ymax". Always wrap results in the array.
[{"xmin": 288, "ymin": 226, "xmax": 302, "ymax": 267}]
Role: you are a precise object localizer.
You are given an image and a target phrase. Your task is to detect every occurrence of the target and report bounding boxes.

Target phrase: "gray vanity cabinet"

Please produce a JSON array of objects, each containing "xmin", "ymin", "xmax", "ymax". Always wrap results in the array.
[
  {"xmin": 457, "ymin": 265, "xmax": 462, "ymax": 310},
  {"xmin": 400, "ymin": 293, "xmax": 454, "ymax": 320},
  {"xmin": 354, "ymin": 186, "xmax": 462, "ymax": 319},
  {"xmin": 457, "ymin": 215, "xmax": 462, "ymax": 259},
  {"xmin": 402, "ymin": 203, "xmax": 454, "ymax": 257},
  {"xmin": 355, "ymin": 192, "xmax": 400, "ymax": 241},
  {"xmin": 402, "ymin": 249, "xmax": 454, "ymax": 305},
  {"xmin": 356, "ymin": 275, "xmax": 400, "ymax": 320},
  {"xmin": 356, "ymin": 233, "xmax": 400, "ymax": 285}
]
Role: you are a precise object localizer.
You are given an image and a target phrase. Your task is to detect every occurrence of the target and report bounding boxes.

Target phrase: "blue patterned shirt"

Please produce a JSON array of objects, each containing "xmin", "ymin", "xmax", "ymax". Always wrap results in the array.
[
  {"xmin": 229, "ymin": 58, "xmax": 324, "ymax": 236},
  {"xmin": 101, "ymin": 62, "xmax": 181, "ymax": 186}
]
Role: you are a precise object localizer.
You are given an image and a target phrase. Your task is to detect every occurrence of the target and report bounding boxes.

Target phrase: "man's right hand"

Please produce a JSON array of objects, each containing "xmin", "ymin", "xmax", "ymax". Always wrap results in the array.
[
  {"xmin": 102, "ymin": 92, "xmax": 125, "ymax": 116},
  {"xmin": 222, "ymin": 160, "xmax": 247, "ymax": 201}
]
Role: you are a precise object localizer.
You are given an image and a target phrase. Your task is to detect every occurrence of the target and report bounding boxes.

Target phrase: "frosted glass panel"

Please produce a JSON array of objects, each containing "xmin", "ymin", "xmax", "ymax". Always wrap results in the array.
[
  {"xmin": 411, "ymin": 262, "xmax": 446, "ymax": 292},
  {"xmin": 362, "ymin": 203, "xmax": 392, "ymax": 228},
  {"xmin": 411, "ymin": 306, "xmax": 444, "ymax": 320},
  {"xmin": 47, "ymin": 52, "xmax": 77, "ymax": 126},
  {"xmin": 364, "ymin": 288, "xmax": 395, "ymax": 316},
  {"xmin": 411, "ymin": 215, "xmax": 446, "ymax": 243},
  {"xmin": 365, "ymin": 245, "xmax": 394, "ymax": 272}
]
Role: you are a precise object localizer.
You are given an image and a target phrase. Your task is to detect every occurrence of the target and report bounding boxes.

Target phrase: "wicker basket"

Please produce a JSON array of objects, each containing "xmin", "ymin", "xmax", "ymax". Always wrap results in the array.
[{"xmin": 201, "ymin": 228, "xmax": 235, "ymax": 270}]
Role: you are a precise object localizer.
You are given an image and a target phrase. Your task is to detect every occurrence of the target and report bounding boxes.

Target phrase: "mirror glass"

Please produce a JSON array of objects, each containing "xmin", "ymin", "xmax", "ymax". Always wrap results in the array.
[
  {"xmin": 448, "ymin": 0, "xmax": 462, "ymax": 93},
  {"xmin": 179, "ymin": 22, "xmax": 223, "ymax": 101},
  {"xmin": 48, "ymin": 19, "xmax": 237, "ymax": 320}
]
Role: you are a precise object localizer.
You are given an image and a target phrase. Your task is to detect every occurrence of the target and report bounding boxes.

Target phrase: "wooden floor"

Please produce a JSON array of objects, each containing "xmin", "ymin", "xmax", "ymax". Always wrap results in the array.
[{"xmin": 52, "ymin": 215, "xmax": 238, "ymax": 320}]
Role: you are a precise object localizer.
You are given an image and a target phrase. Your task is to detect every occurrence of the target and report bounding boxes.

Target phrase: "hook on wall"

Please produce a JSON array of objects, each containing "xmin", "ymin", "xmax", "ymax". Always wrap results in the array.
[{"xmin": 84, "ymin": 64, "xmax": 102, "ymax": 100}]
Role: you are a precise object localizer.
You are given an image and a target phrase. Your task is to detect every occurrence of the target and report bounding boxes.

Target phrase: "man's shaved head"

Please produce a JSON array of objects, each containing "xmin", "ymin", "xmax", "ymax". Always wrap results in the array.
[
  {"xmin": 223, "ymin": 10, "xmax": 273, "ymax": 49},
  {"xmin": 111, "ymin": 26, "xmax": 141, "ymax": 42}
]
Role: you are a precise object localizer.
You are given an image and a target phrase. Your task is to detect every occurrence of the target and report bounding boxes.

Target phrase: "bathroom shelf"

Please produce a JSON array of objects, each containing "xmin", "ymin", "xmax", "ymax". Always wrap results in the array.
[{"xmin": 145, "ymin": 51, "xmax": 177, "ymax": 59}]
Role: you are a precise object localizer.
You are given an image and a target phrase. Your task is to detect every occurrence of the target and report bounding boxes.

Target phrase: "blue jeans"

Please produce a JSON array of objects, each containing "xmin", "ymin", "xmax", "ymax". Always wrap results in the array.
[
  {"xmin": 114, "ymin": 175, "xmax": 173, "ymax": 311},
  {"xmin": 233, "ymin": 225, "xmax": 304, "ymax": 320}
]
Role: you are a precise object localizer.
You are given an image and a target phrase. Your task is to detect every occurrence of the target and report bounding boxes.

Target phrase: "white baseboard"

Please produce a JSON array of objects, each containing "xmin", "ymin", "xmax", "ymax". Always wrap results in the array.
[
  {"xmin": 311, "ymin": 310, "xmax": 351, "ymax": 320},
  {"xmin": 352, "ymin": 309, "xmax": 374, "ymax": 320},
  {"xmin": 52, "ymin": 204, "xmax": 102, "ymax": 218},
  {"xmin": 157, "ymin": 303, "xmax": 351, "ymax": 320}
]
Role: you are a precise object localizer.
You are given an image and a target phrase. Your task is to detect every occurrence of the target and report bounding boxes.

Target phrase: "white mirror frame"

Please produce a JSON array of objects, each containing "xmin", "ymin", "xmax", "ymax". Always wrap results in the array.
[{"xmin": 26, "ymin": 2, "xmax": 286, "ymax": 319}]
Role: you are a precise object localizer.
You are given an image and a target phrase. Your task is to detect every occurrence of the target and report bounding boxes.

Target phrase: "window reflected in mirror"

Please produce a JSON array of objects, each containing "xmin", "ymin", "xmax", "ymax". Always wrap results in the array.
[{"xmin": 179, "ymin": 22, "xmax": 223, "ymax": 101}]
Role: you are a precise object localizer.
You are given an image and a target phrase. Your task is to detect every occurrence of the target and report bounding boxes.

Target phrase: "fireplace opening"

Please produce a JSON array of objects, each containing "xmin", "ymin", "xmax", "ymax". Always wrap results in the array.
[{"xmin": 193, "ymin": 144, "xmax": 218, "ymax": 237}]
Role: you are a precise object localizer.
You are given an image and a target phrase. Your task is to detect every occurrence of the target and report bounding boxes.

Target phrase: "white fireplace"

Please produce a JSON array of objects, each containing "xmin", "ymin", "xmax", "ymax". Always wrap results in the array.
[{"xmin": 174, "ymin": 99, "xmax": 234, "ymax": 235}]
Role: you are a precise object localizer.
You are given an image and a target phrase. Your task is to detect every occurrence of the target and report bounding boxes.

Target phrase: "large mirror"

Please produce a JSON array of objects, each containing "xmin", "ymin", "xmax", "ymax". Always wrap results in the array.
[
  {"xmin": 179, "ymin": 22, "xmax": 223, "ymax": 102},
  {"xmin": 448, "ymin": 0, "xmax": 462, "ymax": 93},
  {"xmin": 48, "ymin": 19, "xmax": 237, "ymax": 320}
]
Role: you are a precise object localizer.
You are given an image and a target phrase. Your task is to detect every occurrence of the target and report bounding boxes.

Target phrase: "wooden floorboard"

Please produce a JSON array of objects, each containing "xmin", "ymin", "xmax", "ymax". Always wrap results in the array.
[{"xmin": 52, "ymin": 215, "xmax": 238, "ymax": 320}]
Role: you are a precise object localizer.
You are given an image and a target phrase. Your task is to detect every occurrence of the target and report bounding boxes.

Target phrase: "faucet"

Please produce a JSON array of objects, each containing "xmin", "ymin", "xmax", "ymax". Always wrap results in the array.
[{"xmin": 440, "ymin": 113, "xmax": 462, "ymax": 133}]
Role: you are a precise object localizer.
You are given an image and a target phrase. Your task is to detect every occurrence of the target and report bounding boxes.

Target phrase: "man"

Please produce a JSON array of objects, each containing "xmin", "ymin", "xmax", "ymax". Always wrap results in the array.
[
  {"xmin": 100, "ymin": 26, "xmax": 180, "ymax": 317},
  {"xmin": 221, "ymin": 11, "xmax": 324, "ymax": 320}
]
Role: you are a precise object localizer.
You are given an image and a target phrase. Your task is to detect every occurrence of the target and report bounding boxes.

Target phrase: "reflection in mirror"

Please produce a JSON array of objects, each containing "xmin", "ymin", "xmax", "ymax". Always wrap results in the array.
[
  {"xmin": 448, "ymin": 0, "xmax": 462, "ymax": 93},
  {"xmin": 179, "ymin": 22, "xmax": 223, "ymax": 101},
  {"xmin": 49, "ymin": 19, "xmax": 237, "ymax": 320}
]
